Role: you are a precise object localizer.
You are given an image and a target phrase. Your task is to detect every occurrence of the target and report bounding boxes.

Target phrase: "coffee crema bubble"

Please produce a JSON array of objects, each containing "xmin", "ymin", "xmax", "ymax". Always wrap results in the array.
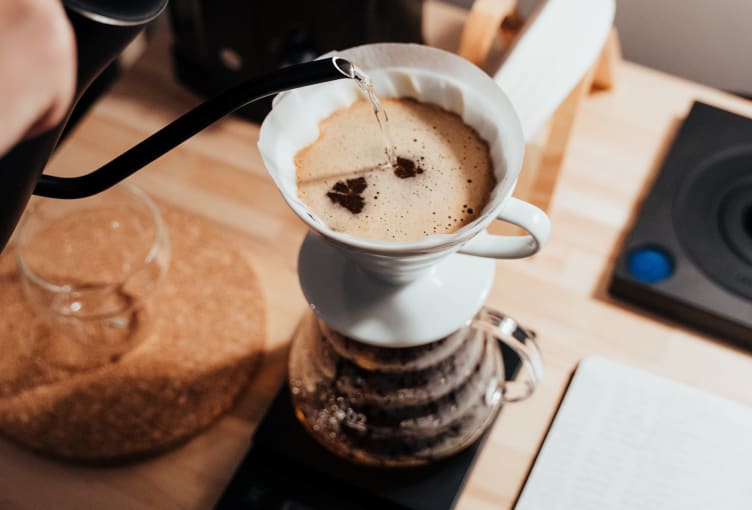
[{"xmin": 295, "ymin": 98, "xmax": 496, "ymax": 242}]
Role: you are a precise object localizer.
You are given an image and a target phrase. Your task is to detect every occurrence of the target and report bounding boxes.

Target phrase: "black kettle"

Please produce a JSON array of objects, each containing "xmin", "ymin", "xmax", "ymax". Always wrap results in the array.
[{"xmin": 0, "ymin": 0, "xmax": 356, "ymax": 252}]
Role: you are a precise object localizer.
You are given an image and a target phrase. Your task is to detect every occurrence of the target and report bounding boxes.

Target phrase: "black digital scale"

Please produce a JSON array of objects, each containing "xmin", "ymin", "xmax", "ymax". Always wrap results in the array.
[
  {"xmin": 215, "ymin": 344, "xmax": 521, "ymax": 510},
  {"xmin": 609, "ymin": 101, "xmax": 752, "ymax": 347}
]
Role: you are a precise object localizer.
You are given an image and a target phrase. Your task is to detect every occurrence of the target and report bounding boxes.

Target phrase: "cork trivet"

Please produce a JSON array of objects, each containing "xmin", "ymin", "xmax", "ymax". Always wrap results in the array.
[{"xmin": 0, "ymin": 204, "xmax": 265, "ymax": 462}]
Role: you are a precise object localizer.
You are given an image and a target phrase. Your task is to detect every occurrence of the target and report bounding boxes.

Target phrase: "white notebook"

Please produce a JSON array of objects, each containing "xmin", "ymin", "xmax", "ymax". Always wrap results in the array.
[{"xmin": 515, "ymin": 357, "xmax": 752, "ymax": 510}]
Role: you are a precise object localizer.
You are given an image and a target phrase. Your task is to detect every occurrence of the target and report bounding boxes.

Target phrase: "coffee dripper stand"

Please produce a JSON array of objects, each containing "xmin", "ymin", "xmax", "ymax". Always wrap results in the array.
[
  {"xmin": 288, "ymin": 231, "xmax": 544, "ymax": 468},
  {"xmin": 217, "ymin": 231, "xmax": 545, "ymax": 510}
]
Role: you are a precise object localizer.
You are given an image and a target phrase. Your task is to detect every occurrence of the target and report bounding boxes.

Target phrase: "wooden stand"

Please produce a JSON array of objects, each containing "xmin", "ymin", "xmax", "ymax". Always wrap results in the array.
[{"xmin": 458, "ymin": 0, "xmax": 622, "ymax": 213}]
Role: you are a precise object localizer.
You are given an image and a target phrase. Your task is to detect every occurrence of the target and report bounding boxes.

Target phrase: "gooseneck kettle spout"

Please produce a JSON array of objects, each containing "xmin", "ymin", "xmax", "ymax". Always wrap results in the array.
[
  {"xmin": 34, "ymin": 56, "xmax": 357, "ymax": 199},
  {"xmin": 0, "ymin": 0, "xmax": 357, "ymax": 252}
]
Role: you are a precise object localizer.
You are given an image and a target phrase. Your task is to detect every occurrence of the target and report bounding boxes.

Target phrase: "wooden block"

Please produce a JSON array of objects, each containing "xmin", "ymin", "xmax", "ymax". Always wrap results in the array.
[
  {"xmin": 531, "ymin": 67, "xmax": 596, "ymax": 212},
  {"xmin": 459, "ymin": 0, "xmax": 620, "ymax": 236},
  {"xmin": 458, "ymin": 0, "xmax": 517, "ymax": 65},
  {"xmin": 500, "ymin": 9, "xmax": 526, "ymax": 46},
  {"xmin": 524, "ymin": 29, "xmax": 621, "ymax": 214},
  {"xmin": 592, "ymin": 28, "xmax": 622, "ymax": 90}
]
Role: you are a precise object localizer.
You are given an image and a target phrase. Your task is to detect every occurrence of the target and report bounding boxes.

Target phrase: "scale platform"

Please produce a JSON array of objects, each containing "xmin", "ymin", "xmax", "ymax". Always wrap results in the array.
[
  {"xmin": 609, "ymin": 101, "xmax": 752, "ymax": 347},
  {"xmin": 215, "ymin": 344, "xmax": 521, "ymax": 510}
]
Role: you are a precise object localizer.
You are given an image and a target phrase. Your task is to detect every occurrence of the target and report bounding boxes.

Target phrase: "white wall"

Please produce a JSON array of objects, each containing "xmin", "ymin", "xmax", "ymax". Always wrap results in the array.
[
  {"xmin": 443, "ymin": 0, "xmax": 752, "ymax": 95},
  {"xmin": 614, "ymin": 0, "xmax": 752, "ymax": 94}
]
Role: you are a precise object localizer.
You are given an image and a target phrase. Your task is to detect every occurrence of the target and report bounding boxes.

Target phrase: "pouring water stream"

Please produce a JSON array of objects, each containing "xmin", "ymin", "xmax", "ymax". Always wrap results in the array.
[
  {"xmin": 350, "ymin": 66, "xmax": 399, "ymax": 170},
  {"xmin": 334, "ymin": 57, "xmax": 399, "ymax": 170}
]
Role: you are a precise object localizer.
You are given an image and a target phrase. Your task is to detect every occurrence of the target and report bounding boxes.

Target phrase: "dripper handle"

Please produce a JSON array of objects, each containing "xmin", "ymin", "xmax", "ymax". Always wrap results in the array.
[
  {"xmin": 458, "ymin": 197, "xmax": 550, "ymax": 259},
  {"xmin": 473, "ymin": 306, "xmax": 543, "ymax": 402}
]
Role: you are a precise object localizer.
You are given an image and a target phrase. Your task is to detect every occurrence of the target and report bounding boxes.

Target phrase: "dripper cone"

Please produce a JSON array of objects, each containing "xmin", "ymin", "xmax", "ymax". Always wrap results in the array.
[{"xmin": 258, "ymin": 43, "xmax": 525, "ymax": 284}]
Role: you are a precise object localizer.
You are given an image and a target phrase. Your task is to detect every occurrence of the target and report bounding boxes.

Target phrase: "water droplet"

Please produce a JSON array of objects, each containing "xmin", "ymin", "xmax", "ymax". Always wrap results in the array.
[{"xmin": 485, "ymin": 379, "xmax": 502, "ymax": 406}]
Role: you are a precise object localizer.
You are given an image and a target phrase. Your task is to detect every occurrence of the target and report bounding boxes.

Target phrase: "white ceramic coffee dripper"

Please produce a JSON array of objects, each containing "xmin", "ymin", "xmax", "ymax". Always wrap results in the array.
[
  {"xmin": 260, "ymin": 44, "xmax": 542, "ymax": 346},
  {"xmin": 259, "ymin": 6, "xmax": 612, "ymax": 346},
  {"xmin": 261, "ymin": 43, "xmax": 547, "ymax": 280}
]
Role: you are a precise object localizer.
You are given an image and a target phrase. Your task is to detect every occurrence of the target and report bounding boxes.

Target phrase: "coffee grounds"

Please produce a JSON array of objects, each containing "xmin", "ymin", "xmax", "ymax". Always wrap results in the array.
[
  {"xmin": 295, "ymin": 98, "xmax": 495, "ymax": 241},
  {"xmin": 326, "ymin": 177, "xmax": 367, "ymax": 214},
  {"xmin": 393, "ymin": 157, "xmax": 423, "ymax": 179}
]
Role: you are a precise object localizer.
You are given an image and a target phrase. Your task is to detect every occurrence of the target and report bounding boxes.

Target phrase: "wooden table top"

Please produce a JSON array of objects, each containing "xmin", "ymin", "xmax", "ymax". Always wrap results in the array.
[{"xmin": 2, "ymin": 3, "xmax": 751, "ymax": 509}]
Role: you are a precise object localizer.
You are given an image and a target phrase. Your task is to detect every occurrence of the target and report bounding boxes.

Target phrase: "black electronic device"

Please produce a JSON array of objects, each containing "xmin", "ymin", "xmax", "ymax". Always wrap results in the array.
[
  {"xmin": 215, "ymin": 344, "xmax": 521, "ymax": 510},
  {"xmin": 168, "ymin": 0, "xmax": 424, "ymax": 122},
  {"xmin": 609, "ymin": 101, "xmax": 752, "ymax": 347}
]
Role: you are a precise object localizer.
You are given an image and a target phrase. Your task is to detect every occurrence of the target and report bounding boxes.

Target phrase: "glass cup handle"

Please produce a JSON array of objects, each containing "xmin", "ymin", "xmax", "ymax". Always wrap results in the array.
[
  {"xmin": 472, "ymin": 306, "xmax": 544, "ymax": 402},
  {"xmin": 459, "ymin": 197, "xmax": 551, "ymax": 259}
]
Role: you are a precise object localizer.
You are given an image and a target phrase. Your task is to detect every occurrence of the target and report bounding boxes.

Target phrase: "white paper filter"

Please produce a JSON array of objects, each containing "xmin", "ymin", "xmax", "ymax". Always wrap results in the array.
[{"xmin": 257, "ymin": 43, "xmax": 525, "ymax": 251}]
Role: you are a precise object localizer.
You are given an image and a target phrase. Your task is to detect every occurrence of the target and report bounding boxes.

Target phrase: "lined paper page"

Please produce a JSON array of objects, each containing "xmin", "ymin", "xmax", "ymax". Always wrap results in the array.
[{"xmin": 515, "ymin": 357, "xmax": 752, "ymax": 510}]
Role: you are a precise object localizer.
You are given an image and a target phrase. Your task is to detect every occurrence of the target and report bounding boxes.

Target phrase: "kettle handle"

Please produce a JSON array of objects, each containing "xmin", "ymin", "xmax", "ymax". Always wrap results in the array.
[{"xmin": 34, "ymin": 57, "xmax": 355, "ymax": 199}]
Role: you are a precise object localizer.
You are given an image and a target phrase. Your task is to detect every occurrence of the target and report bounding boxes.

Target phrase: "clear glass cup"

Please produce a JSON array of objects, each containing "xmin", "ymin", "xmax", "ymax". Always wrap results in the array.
[
  {"xmin": 15, "ymin": 183, "xmax": 170, "ymax": 369},
  {"xmin": 288, "ymin": 306, "xmax": 542, "ymax": 467}
]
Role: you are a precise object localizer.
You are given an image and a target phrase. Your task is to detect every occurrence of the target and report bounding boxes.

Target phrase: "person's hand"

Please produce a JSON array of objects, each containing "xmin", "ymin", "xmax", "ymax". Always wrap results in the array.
[{"xmin": 0, "ymin": 0, "xmax": 76, "ymax": 156}]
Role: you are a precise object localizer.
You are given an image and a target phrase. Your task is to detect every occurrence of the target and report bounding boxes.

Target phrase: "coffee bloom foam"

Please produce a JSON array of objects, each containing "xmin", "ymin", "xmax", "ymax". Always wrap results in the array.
[{"xmin": 259, "ymin": 43, "xmax": 524, "ymax": 251}]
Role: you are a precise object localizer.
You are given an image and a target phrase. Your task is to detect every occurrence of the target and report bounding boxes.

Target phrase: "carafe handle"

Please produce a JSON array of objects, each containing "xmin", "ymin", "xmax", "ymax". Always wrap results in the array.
[{"xmin": 473, "ymin": 306, "xmax": 543, "ymax": 402}]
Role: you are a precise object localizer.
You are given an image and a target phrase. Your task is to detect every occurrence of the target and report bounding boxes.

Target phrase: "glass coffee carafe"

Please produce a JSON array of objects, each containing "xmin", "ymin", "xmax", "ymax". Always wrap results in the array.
[{"xmin": 289, "ymin": 306, "xmax": 542, "ymax": 467}]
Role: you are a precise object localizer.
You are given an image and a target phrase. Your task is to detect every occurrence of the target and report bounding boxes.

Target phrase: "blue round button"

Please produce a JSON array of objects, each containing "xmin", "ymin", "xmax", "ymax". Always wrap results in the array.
[{"xmin": 627, "ymin": 246, "xmax": 674, "ymax": 283}]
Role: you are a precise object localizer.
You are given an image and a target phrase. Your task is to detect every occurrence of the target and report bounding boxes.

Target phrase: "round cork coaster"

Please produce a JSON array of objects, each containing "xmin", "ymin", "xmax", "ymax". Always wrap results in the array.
[{"xmin": 0, "ymin": 204, "xmax": 265, "ymax": 463}]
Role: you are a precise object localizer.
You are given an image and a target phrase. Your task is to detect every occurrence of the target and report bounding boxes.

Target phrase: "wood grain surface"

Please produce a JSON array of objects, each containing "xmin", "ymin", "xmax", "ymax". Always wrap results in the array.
[{"xmin": 1, "ymin": 2, "xmax": 751, "ymax": 509}]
